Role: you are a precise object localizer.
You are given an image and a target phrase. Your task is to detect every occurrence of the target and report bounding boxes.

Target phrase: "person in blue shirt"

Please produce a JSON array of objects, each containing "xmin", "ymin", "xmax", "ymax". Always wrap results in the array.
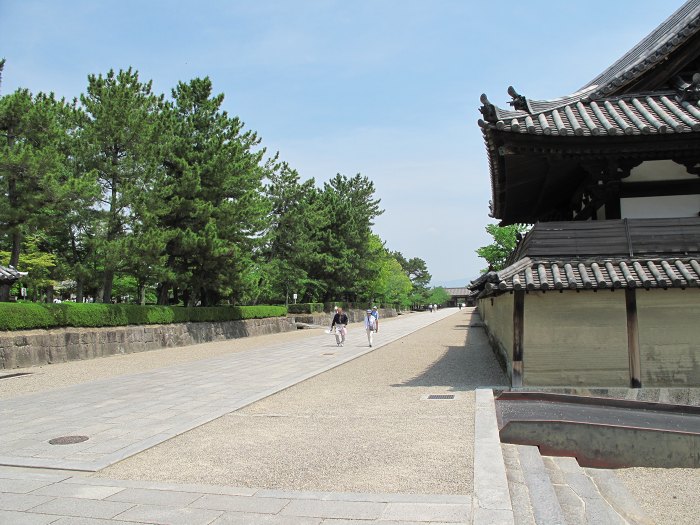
[
  {"xmin": 365, "ymin": 309, "xmax": 377, "ymax": 347},
  {"xmin": 371, "ymin": 306, "xmax": 379, "ymax": 332}
]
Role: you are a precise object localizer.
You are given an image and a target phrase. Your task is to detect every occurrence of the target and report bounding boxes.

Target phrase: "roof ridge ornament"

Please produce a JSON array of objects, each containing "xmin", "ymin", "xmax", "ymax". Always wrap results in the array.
[
  {"xmin": 479, "ymin": 93, "xmax": 498, "ymax": 123},
  {"xmin": 507, "ymin": 86, "xmax": 530, "ymax": 112},
  {"xmin": 676, "ymin": 72, "xmax": 700, "ymax": 102}
]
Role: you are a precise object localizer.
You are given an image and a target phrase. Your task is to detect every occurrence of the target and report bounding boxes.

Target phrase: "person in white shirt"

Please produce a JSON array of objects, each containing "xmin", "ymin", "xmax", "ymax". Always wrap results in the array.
[{"xmin": 364, "ymin": 309, "xmax": 377, "ymax": 347}]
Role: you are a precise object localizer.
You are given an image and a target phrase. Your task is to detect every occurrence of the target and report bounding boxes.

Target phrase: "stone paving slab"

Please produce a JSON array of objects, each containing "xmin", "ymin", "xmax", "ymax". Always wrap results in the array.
[
  {"xmin": 0, "ymin": 466, "xmax": 472, "ymax": 524},
  {"xmin": 0, "ymin": 309, "xmax": 456, "ymax": 472}
]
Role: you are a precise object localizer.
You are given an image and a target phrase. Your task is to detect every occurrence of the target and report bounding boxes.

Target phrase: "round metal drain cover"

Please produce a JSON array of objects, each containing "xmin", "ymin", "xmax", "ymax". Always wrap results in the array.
[{"xmin": 49, "ymin": 435, "xmax": 89, "ymax": 445}]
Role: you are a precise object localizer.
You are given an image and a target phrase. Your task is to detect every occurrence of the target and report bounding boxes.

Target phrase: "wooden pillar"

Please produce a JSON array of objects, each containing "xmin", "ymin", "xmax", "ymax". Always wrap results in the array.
[
  {"xmin": 625, "ymin": 288, "xmax": 642, "ymax": 388},
  {"xmin": 605, "ymin": 180, "xmax": 622, "ymax": 220},
  {"xmin": 512, "ymin": 290, "xmax": 525, "ymax": 387}
]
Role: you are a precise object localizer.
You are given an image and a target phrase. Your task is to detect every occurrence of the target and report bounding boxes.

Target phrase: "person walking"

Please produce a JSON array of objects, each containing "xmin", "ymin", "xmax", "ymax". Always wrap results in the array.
[
  {"xmin": 364, "ymin": 309, "xmax": 377, "ymax": 347},
  {"xmin": 331, "ymin": 306, "xmax": 349, "ymax": 347},
  {"xmin": 371, "ymin": 305, "xmax": 380, "ymax": 332}
]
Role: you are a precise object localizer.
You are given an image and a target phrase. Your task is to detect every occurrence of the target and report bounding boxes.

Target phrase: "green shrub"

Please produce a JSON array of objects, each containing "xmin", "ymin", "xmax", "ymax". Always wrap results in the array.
[
  {"xmin": 0, "ymin": 303, "xmax": 287, "ymax": 331},
  {"xmin": 287, "ymin": 303, "xmax": 323, "ymax": 314},
  {"xmin": 0, "ymin": 303, "xmax": 60, "ymax": 330}
]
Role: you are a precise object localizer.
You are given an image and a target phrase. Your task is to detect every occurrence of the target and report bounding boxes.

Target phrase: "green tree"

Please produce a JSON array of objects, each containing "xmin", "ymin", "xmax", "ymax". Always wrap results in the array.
[
  {"xmin": 158, "ymin": 77, "xmax": 269, "ymax": 306},
  {"xmin": 391, "ymin": 251, "xmax": 431, "ymax": 292},
  {"xmin": 258, "ymin": 161, "xmax": 323, "ymax": 304},
  {"xmin": 426, "ymin": 286, "xmax": 451, "ymax": 306},
  {"xmin": 78, "ymin": 68, "xmax": 165, "ymax": 303},
  {"xmin": 310, "ymin": 173, "xmax": 383, "ymax": 302},
  {"xmin": 0, "ymin": 234, "xmax": 56, "ymax": 301},
  {"xmin": 0, "ymin": 87, "xmax": 73, "ymax": 301},
  {"xmin": 475, "ymin": 223, "xmax": 529, "ymax": 272}
]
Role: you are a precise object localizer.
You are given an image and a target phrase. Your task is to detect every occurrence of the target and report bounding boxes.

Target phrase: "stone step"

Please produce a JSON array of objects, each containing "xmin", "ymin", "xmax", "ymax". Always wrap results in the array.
[
  {"xmin": 516, "ymin": 445, "xmax": 567, "ymax": 525},
  {"xmin": 504, "ymin": 442, "xmax": 654, "ymax": 525},
  {"xmin": 584, "ymin": 467, "xmax": 655, "ymax": 525},
  {"xmin": 543, "ymin": 455, "xmax": 652, "ymax": 525},
  {"xmin": 502, "ymin": 444, "xmax": 536, "ymax": 525}
]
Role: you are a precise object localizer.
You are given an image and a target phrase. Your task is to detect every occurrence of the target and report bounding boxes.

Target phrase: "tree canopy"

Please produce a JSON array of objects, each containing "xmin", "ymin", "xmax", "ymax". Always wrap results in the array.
[
  {"xmin": 0, "ymin": 64, "xmax": 441, "ymax": 308},
  {"xmin": 475, "ymin": 223, "xmax": 530, "ymax": 272}
]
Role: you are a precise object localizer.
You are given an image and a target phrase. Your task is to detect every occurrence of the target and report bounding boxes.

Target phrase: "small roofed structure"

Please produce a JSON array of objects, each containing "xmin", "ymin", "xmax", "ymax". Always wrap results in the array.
[
  {"xmin": 443, "ymin": 287, "xmax": 474, "ymax": 307},
  {"xmin": 471, "ymin": 0, "xmax": 700, "ymax": 388},
  {"xmin": 0, "ymin": 265, "xmax": 23, "ymax": 285}
]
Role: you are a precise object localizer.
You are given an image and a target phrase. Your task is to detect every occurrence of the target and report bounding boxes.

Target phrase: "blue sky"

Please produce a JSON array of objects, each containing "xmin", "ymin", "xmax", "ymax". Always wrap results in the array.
[{"xmin": 0, "ymin": 1, "xmax": 687, "ymax": 285}]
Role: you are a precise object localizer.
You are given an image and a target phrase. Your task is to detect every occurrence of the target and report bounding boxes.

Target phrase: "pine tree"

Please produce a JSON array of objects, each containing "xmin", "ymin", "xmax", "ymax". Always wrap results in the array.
[
  {"xmin": 78, "ymin": 68, "xmax": 165, "ymax": 302},
  {"xmin": 159, "ymin": 77, "xmax": 269, "ymax": 305},
  {"xmin": 0, "ymin": 87, "xmax": 73, "ymax": 301}
]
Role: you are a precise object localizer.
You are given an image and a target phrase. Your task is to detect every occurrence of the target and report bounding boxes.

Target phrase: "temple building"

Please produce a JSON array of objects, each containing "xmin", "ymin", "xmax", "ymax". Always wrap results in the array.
[{"xmin": 470, "ymin": 0, "xmax": 700, "ymax": 387}]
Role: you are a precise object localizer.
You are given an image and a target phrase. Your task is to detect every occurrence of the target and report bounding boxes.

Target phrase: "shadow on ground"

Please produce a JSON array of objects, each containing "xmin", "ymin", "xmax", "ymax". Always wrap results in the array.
[{"xmin": 391, "ymin": 315, "xmax": 508, "ymax": 391}]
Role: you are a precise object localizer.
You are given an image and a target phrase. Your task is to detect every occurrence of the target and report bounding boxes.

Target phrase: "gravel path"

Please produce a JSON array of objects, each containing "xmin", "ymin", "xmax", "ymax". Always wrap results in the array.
[
  {"xmin": 95, "ymin": 309, "xmax": 507, "ymax": 494},
  {"xmin": 615, "ymin": 467, "xmax": 700, "ymax": 525}
]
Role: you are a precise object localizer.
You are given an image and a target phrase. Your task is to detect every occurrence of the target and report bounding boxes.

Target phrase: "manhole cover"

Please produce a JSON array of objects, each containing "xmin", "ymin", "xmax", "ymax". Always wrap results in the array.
[
  {"xmin": 48, "ymin": 435, "xmax": 89, "ymax": 445},
  {"xmin": 0, "ymin": 372, "xmax": 32, "ymax": 380},
  {"xmin": 427, "ymin": 394, "xmax": 456, "ymax": 400}
]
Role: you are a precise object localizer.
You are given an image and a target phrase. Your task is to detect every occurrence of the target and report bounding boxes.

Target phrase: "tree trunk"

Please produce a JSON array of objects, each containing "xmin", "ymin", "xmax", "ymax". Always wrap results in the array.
[
  {"xmin": 76, "ymin": 280, "xmax": 84, "ymax": 303},
  {"xmin": 102, "ymin": 270, "xmax": 114, "ymax": 303},
  {"xmin": 139, "ymin": 286, "xmax": 146, "ymax": 305},
  {"xmin": 157, "ymin": 283, "xmax": 170, "ymax": 305}
]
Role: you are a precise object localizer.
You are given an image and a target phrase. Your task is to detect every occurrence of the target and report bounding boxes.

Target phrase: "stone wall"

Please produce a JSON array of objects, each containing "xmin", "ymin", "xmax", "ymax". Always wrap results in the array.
[
  {"xmin": 0, "ymin": 316, "xmax": 295, "ymax": 369},
  {"xmin": 291, "ymin": 307, "xmax": 397, "ymax": 328}
]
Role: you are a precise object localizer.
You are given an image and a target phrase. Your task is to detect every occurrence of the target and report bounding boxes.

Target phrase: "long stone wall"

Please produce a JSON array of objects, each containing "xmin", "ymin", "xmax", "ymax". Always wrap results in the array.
[
  {"xmin": 0, "ymin": 308, "xmax": 399, "ymax": 370},
  {"xmin": 0, "ymin": 317, "xmax": 296, "ymax": 370},
  {"xmin": 291, "ymin": 307, "xmax": 397, "ymax": 327}
]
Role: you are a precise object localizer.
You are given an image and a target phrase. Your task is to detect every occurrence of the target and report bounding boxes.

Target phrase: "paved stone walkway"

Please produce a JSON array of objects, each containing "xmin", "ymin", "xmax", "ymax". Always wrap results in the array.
[
  {"xmin": 0, "ymin": 309, "xmax": 456, "ymax": 473},
  {"xmin": 0, "ymin": 308, "xmax": 476, "ymax": 524},
  {"xmin": 0, "ymin": 466, "xmax": 471, "ymax": 524}
]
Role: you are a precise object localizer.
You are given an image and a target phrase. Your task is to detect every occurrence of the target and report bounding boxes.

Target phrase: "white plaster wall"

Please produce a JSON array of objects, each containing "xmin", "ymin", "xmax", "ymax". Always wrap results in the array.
[
  {"xmin": 621, "ymin": 160, "xmax": 700, "ymax": 219},
  {"xmin": 478, "ymin": 294, "xmax": 513, "ymax": 367},
  {"xmin": 636, "ymin": 288, "xmax": 700, "ymax": 386},
  {"xmin": 625, "ymin": 160, "xmax": 695, "ymax": 182},
  {"xmin": 621, "ymin": 195, "xmax": 700, "ymax": 219},
  {"xmin": 522, "ymin": 291, "xmax": 629, "ymax": 386}
]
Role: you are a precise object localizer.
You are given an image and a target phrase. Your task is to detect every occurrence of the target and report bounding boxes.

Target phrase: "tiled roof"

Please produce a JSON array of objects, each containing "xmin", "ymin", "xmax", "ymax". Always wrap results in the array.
[
  {"xmin": 581, "ymin": 0, "xmax": 700, "ymax": 100},
  {"xmin": 479, "ymin": 92, "xmax": 700, "ymax": 137},
  {"xmin": 512, "ymin": 218, "xmax": 700, "ymax": 260},
  {"xmin": 481, "ymin": 257, "xmax": 700, "ymax": 293},
  {"xmin": 0, "ymin": 265, "xmax": 22, "ymax": 284},
  {"xmin": 469, "ymin": 218, "xmax": 700, "ymax": 295},
  {"xmin": 444, "ymin": 287, "xmax": 471, "ymax": 297}
]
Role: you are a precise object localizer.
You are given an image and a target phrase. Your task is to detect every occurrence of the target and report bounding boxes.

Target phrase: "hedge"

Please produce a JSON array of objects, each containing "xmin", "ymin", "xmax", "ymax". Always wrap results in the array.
[
  {"xmin": 0, "ymin": 303, "xmax": 287, "ymax": 331},
  {"xmin": 287, "ymin": 302, "xmax": 324, "ymax": 314}
]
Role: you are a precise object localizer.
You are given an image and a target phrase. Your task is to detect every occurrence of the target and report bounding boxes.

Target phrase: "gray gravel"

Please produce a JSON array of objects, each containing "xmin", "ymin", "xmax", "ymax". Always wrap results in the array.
[
  {"xmin": 615, "ymin": 467, "xmax": 700, "ymax": 525},
  {"xmin": 95, "ymin": 309, "xmax": 508, "ymax": 494}
]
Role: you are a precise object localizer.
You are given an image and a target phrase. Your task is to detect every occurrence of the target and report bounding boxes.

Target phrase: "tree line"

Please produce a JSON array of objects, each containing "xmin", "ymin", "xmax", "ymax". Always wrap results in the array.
[{"xmin": 0, "ymin": 62, "xmax": 439, "ymax": 307}]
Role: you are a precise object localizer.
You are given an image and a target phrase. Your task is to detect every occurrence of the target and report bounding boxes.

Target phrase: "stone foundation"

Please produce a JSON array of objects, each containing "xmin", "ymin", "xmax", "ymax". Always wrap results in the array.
[{"xmin": 0, "ymin": 316, "xmax": 296, "ymax": 369}]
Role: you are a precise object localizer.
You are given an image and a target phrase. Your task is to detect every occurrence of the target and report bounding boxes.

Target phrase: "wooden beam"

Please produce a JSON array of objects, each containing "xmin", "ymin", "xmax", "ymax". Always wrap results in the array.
[
  {"xmin": 625, "ymin": 288, "xmax": 642, "ymax": 388},
  {"xmin": 621, "ymin": 179, "xmax": 700, "ymax": 198},
  {"xmin": 512, "ymin": 290, "xmax": 525, "ymax": 387}
]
